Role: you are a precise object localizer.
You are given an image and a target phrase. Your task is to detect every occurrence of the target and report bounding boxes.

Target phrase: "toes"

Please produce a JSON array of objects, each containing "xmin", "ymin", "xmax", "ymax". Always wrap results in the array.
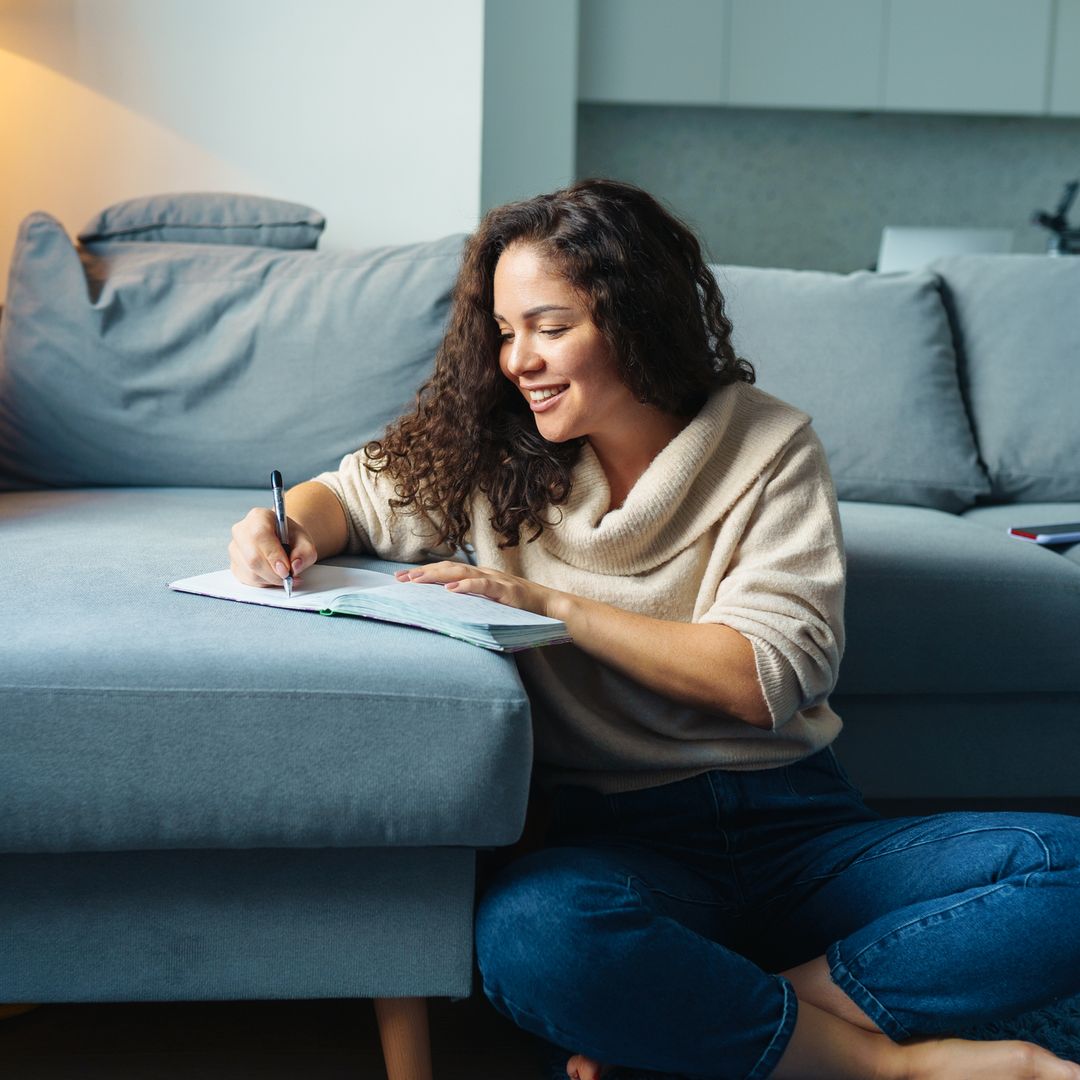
[{"xmin": 565, "ymin": 1053, "xmax": 608, "ymax": 1080}]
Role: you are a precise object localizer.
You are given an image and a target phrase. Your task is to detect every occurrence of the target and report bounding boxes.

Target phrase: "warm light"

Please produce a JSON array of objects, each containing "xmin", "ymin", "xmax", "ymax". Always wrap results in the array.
[{"xmin": 0, "ymin": 42, "xmax": 259, "ymax": 299}]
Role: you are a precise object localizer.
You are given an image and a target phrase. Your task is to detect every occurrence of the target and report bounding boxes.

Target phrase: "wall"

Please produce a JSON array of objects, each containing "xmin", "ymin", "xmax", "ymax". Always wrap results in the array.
[
  {"xmin": 577, "ymin": 103, "xmax": 1080, "ymax": 273},
  {"xmin": 481, "ymin": 0, "xmax": 579, "ymax": 213},
  {"xmin": 0, "ymin": 0, "xmax": 486, "ymax": 297}
]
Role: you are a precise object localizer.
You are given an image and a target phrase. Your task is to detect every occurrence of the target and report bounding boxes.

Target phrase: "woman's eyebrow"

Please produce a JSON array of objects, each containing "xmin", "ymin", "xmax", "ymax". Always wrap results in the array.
[{"xmin": 492, "ymin": 304, "xmax": 574, "ymax": 321}]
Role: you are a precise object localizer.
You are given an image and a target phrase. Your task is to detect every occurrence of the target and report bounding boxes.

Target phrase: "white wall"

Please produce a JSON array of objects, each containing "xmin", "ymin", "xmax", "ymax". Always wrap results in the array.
[{"xmin": 0, "ymin": 0, "xmax": 486, "ymax": 297}]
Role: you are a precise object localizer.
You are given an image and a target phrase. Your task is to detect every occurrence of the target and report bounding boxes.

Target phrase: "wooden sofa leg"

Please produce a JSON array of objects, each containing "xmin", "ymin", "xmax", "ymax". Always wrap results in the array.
[
  {"xmin": 373, "ymin": 996, "xmax": 433, "ymax": 1080},
  {"xmin": 0, "ymin": 1004, "xmax": 39, "ymax": 1020}
]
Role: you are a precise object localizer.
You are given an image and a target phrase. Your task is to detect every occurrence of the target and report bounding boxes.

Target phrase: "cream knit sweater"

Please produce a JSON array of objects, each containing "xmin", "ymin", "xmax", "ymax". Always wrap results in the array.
[{"xmin": 315, "ymin": 381, "xmax": 845, "ymax": 794}]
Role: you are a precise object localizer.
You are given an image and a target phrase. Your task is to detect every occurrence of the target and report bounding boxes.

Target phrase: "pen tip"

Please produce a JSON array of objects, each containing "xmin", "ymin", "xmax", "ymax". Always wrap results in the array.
[{"xmin": 285, "ymin": 577, "xmax": 293, "ymax": 598}]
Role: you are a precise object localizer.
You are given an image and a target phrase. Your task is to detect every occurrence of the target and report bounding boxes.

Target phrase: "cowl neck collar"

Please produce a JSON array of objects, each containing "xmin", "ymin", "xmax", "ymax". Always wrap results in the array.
[{"xmin": 538, "ymin": 382, "xmax": 810, "ymax": 575}]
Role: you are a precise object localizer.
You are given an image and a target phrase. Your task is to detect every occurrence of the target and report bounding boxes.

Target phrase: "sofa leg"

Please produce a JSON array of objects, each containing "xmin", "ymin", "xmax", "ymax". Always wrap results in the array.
[
  {"xmin": 0, "ymin": 1004, "xmax": 39, "ymax": 1020},
  {"xmin": 373, "ymin": 996, "xmax": 433, "ymax": 1080}
]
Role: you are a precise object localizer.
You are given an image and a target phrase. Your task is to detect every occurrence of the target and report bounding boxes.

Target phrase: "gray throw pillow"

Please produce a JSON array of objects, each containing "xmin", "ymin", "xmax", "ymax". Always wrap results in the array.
[
  {"xmin": 713, "ymin": 264, "xmax": 989, "ymax": 512},
  {"xmin": 932, "ymin": 254, "xmax": 1080, "ymax": 502},
  {"xmin": 78, "ymin": 192, "xmax": 326, "ymax": 250},
  {"xmin": 0, "ymin": 211, "xmax": 463, "ymax": 489}
]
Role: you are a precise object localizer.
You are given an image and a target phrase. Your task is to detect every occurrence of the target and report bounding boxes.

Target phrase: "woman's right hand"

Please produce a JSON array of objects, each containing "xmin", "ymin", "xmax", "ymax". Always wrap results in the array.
[{"xmin": 229, "ymin": 508, "xmax": 319, "ymax": 588}]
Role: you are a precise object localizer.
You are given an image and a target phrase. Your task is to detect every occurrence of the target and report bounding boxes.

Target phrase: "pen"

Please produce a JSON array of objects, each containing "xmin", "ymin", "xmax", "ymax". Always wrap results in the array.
[{"xmin": 270, "ymin": 469, "xmax": 292, "ymax": 598}]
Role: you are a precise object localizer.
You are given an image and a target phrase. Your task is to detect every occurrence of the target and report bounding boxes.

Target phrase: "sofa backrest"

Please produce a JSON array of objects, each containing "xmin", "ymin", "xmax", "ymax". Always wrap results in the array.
[
  {"xmin": 931, "ymin": 254, "xmax": 1080, "ymax": 503},
  {"xmin": 714, "ymin": 263, "xmax": 990, "ymax": 512},
  {"xmin": 4, "ymin": 195, "xmax": 1074, "ymax": 509},
  {"xmin": 0, "ymin": 206, "xmax": 463, "ymax": 490}
]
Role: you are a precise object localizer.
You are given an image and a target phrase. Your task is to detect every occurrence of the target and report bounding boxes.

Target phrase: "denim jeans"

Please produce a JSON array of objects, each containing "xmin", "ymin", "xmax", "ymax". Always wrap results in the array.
[{"xmin": 475, "ymin": 746, "xmax": 1080, "ymax": 1080}]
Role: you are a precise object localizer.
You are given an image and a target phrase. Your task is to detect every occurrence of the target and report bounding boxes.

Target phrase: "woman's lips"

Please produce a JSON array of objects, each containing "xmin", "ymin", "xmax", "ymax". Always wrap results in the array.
[{"xmin": 528, "ymin": 386, "xmax": 569, "ymax": 413}]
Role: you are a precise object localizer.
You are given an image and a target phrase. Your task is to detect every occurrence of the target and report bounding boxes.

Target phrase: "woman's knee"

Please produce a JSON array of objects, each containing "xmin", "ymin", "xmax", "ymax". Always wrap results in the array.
[{"xmin": 1019, "ymin": 811, "xmax": 1080, "ymax": 875}]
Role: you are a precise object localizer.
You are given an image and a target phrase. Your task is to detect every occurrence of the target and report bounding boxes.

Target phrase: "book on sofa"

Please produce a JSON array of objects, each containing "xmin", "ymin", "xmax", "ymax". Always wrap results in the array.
[{"xmin": 168, "ymin": 563, "xmax": 571, "ymax": 652}]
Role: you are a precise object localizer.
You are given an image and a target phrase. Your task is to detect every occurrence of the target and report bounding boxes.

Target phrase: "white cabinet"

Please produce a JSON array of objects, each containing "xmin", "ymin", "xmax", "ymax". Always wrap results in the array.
[
  {"xmin": 578, "ymin": 0, "xmax": 1064, "ymax": 116},
  {"xmin": 1050, "ymin": 0, "xmax": 1080, "ymax": 116},
  {"xmin": 728, "ymin": 0, "xmax": 884, "ymax": 110},
  {"xmin": 883, "ymin": 0, "xmax": 1053, "ymax": 115},
  {"xmin": 578, "ymin": 0, "xmax": 729, "ymax": 105}
]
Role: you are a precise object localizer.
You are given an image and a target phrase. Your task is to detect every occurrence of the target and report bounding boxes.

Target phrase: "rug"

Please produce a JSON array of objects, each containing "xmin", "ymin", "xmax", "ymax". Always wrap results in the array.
[{"xmin": 956, "ymin": 989, "xmax": 1080, "ymax": 1064}]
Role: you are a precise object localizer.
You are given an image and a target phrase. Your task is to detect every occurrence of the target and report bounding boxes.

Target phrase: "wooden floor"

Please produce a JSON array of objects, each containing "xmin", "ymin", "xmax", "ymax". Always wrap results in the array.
[{"xmin": 0, "ymin": 993, "xmax": 547, "ymax": 1080}]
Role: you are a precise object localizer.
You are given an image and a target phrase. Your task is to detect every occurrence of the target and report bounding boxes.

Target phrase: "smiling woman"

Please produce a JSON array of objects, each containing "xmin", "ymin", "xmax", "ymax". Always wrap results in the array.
[
  {"xmin": 492, "ymin": 242, "xmax": 688, "ymax": 508},
  {"xmin": 351, "ymin": 177, "xmax": 754, "ymax": 550},
  {"xmin": 227, "ymin": 180, "xmax": 1080, "ymax": 1080}
]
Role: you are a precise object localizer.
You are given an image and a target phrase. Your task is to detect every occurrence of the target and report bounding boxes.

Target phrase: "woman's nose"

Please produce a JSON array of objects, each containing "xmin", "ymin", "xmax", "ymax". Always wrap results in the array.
[{"xmin": 505, "ymin": 337, "xmax": 542, "ymax": 376}]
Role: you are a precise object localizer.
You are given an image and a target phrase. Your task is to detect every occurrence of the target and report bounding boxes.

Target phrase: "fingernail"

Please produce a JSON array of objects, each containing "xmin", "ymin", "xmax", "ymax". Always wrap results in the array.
[
  {"xmin": 274, "ymin": 561, "xmax": 287, "ymax": 576},
  {"xmin": 445, "ymin": 581, "xmax": 459, "ymax": 589},
  {"xmin": 292, "ymin": 559, "xmax": 302, "ymax": 573}
]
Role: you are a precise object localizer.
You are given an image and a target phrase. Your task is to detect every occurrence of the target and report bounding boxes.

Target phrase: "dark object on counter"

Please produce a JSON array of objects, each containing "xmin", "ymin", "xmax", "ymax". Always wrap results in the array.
[{"xmin": 1033, "ymin": 180, "xmax": 1080, "ymax": 255}]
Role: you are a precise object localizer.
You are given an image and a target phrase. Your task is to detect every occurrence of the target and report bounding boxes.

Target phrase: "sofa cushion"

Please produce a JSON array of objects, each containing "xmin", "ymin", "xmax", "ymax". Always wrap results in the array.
[
  {"xmin": 836, "ymin": 501, "xmax": 1080, "ymax": 695},
  {"xmin": 933, "ymin": 254, "xmax": 1080, "ymax": 502},
  {"xmin": 78, "ymin": 192, "xmax": 326, "ymax": 249},
  {"xmin": 0, "ymin": 213, "xmax": 463, "ymax": 490},
  {"xmin": 961, "ymin": 501, "xmax": 1080, "ymax": 569},
  {"xmin": 0, "ymin": 488, "xmax": 532, "ymax": 854},
  {"xmin": 714, "ymin": 264, "xmax": 989, "ymax": 512}
]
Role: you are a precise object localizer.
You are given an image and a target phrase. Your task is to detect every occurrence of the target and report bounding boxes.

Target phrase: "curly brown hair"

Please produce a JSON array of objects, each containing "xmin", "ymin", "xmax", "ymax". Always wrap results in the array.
[{"xmin": 365, "ymin": 178, "xmax": 754, "ymax": 550}]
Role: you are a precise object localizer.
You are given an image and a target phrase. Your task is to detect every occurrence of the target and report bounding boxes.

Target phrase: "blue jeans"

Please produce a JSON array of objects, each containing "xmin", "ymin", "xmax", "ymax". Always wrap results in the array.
[{"xmin": 475, "ymin": 746, "xmax": 1080, "ymax": 1080}]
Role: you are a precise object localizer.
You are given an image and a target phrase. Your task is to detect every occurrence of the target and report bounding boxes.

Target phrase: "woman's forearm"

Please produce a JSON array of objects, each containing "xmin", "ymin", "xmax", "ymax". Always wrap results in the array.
[
  {"xmin": 549, "ymin": 591, "xmax": 773, "ymax": 730},
  {"xmin": 286, "ymin": 480, "xmax": 350, "ymax": 561}
]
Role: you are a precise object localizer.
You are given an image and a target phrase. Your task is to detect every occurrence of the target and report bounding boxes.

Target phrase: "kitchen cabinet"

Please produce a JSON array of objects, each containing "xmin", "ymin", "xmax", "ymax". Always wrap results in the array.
[
  {"xmin": 1050, "ymin": 0, "xmax": 1080, "ymax": 116},
  {"xmin": 728, "ymin": 0, "xmax": 884, "ymax": 111},
  {"xmin": 883, "ymin": 0, "xmax": 1053, "ymax": 114},
  {"xmin": 578, "ymin": 0, "xmax": 1063, "ymax": 117},
  {"xmin": 578, "ymin": 0, "xmax": 729, "ymax": 105}
]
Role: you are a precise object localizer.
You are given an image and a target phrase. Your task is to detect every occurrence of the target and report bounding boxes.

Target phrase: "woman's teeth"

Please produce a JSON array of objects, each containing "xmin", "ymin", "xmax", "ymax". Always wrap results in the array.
[{"xmin": 529, "ymin": 386, "xmax": 568, "ymax": 402}]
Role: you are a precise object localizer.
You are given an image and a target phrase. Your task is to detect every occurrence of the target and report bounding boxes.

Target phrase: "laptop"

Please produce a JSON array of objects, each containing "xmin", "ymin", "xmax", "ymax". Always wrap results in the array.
[{"xmin": 876, "ymin": 227, "xmax": 1013, "ymax": 273}]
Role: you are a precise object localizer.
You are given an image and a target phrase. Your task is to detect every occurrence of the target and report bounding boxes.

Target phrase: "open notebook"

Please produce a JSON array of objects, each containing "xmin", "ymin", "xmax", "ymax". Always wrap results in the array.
[{"xmin": 169, "ymin": 563, "xmax": 571, "ymax": 652}]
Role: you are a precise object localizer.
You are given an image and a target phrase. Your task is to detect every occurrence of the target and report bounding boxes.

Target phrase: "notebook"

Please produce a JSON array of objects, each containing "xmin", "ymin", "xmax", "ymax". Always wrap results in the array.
[
  {"xmin": 169, "ymin": 563, "xmax": 571, "ymax": 652},
  {"xmin": 1007, "ymin": 522, "xmax": 1080, "ymax": 545}
]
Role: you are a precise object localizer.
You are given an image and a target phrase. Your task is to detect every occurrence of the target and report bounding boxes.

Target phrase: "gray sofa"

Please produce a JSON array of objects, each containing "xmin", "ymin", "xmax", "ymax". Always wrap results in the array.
[
  {"xmin": 0, "ymin": 197, "xmax": 532, "ymax": 1076},
  {"xmin": 1, "ymin": 195, "xmax": 1078, "ymax": 1063}
]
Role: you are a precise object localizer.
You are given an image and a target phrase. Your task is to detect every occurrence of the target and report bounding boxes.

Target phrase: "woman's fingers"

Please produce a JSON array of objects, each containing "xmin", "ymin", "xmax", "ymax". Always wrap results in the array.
[
  {"xmin": 394, "ymin": 561, "xmax": 476, "ymax": 584},
  {"xmin": 393, "ymin": 561, "xmax": 554, "ymax": 616},
  {"xmin": 285, "ymin": 525, "xmax": 318, "ymax": 577},
  {"xmin": 229, "ymin": 508, "xmax": 317, "ymax": 588},
  {"xmin": 394, "ymin": 563, "xmax": 496, "ymax": 596}
]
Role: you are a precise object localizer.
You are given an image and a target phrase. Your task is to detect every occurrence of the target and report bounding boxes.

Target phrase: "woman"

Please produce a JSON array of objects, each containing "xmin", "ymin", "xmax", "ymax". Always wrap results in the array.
[{"xmin": 230, "ymin": 179, "xmax": 1080, "ymax": 1080}]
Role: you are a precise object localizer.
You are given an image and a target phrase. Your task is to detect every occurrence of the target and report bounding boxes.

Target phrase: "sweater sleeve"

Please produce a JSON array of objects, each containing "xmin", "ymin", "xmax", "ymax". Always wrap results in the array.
[
  {"xmin": 311, "ymin": 450, "xmax": 454, "ymax": 563},
  {"xmin": 698, "ymin": 426, "xmax": 846, "ymax": 731}
]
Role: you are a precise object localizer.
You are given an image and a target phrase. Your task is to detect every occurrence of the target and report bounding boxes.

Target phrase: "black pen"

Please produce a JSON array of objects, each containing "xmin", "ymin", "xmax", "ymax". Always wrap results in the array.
[{"xmin": 270, "ymin": 469, "xmax": 293, "ymax": 598}]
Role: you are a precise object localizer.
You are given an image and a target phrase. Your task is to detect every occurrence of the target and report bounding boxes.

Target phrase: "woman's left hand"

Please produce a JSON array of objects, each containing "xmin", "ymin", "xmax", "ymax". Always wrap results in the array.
[{"xmin": 393, "ymin": 561, "xmax": 564, "ymax": 619}]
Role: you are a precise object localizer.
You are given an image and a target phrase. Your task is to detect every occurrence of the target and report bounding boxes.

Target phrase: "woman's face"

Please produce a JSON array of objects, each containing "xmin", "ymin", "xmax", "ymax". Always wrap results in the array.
[{"xmin": 493, "ymin": 243, "xmax": 637, "ymax": 445}]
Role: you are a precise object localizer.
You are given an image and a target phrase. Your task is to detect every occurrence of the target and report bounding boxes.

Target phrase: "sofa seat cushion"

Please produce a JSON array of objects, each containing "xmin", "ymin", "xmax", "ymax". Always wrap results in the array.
[
  {"xmin": 0, "ymin": 489, "xmax": 532, "ymax": 855},
  {"xmin": 960, "ymin": 502, "xmax": 1080, "ymax": 568},
  {"xmin": 837, "ymin": 502, "xmax": 1080, "ymax": 695}
]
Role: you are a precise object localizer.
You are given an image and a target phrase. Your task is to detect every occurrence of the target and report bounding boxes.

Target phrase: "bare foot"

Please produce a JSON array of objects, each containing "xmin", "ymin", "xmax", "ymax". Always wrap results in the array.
[
  {"xmin": 567, "ymin": 1032, "xmax": 1080, "ymax": 1080},
  {"xmin": 903, "ymin": 1036, "xmax": 1080, "ymax": 1080},
  {"xmin": 565, "ymin": 1051, "xmax": 612, "ymax": 1080}
]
